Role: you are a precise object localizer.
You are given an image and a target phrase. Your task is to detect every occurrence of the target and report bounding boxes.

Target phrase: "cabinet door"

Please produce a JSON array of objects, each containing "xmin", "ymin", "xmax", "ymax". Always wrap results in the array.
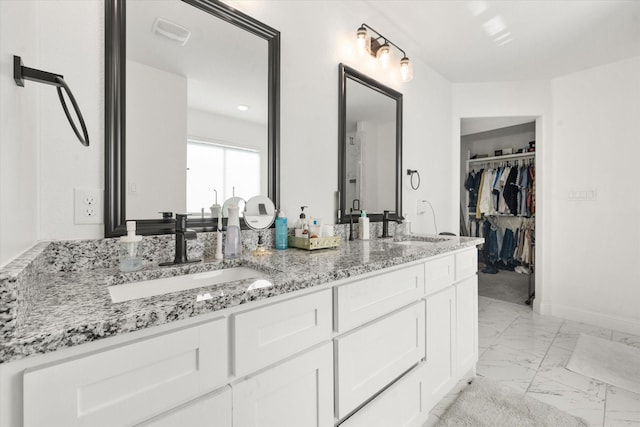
[
  {"xmin": 455, "ymin": 248, "xmax": 477, "ymax": 282},
  {"xmin": 233, "ymin": 342, "xmax": 333, "ymax": 427},
  {"xmin": 456, "ymin": 276, "xmax": 478, "ymax": 374},
  {"xmin": 335, "ymin": 301, "xmax": 425, "ymax": 419},
  {"xmin": 425, "ymin": 255, "xmax": 454, "ymax": 295},
  {"xmin": 136, "ymin": 386, "xmax": 231, "ymax": 427},
  {"xmin": 335, "ymin": 263, "xmax": 425, "ymax": 333},
  {"xmin": 423, "ymin": 286, "xmax": 455, "ymax": 410},
  {"xmin": 23, "ymin": 318, "xmax": 227, "ymax": 427},
  {"xmin": 233, "ymin": 289, "xmax": 332, "ymax": 377},
  {"xmin": 339, "ymin": 364, "xmax": 429, "ymax": 427}
]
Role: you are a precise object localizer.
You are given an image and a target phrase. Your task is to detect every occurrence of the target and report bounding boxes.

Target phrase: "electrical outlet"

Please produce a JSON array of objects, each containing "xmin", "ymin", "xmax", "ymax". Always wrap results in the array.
[{"xmin": 75, "ymin": 188, "xmax": 103, "ymax": 224}]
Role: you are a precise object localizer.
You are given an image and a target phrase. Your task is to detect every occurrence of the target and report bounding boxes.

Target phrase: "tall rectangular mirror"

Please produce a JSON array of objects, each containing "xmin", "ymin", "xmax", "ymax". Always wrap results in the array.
[
  {"xmin": 338, "ymin": 64, "xmax": 402, "ymax": 223},
  {"xmin": 105, "ymin": 0, "xmax": 280, "ymax": 237}
]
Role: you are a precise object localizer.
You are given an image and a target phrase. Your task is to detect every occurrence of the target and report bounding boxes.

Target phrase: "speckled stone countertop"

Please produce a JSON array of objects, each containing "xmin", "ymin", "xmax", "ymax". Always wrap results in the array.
[{"xmin": 0, "ymin": 233, "xmax": 482, "ymax": 364}]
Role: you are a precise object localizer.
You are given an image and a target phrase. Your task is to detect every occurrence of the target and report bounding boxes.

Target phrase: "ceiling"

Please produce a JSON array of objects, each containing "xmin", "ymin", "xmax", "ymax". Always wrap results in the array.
[{"xmin": 364, "ymin": 0, "xmax": 640, "ymax": 82}]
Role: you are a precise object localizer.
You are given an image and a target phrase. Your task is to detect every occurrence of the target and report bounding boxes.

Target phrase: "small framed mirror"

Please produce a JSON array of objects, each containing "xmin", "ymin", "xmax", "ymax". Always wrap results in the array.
[{"xmin": 338, "ymin": 64, "xmax": 403, "ymax": 223}]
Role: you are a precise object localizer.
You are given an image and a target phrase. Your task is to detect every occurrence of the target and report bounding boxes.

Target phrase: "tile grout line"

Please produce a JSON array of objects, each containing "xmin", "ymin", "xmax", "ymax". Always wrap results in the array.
[
  {"xmin": 602, "ymin": 384, "xmax": 608, "ymax": 427},
  {"xmin": 525, "ymin": 319, "xmax": 566, "ymax": 394}
]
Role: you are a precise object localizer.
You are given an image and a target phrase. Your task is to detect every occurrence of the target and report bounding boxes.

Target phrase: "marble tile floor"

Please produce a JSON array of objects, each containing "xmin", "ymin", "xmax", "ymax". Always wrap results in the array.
[{"xmin": 424, "ymin": 296, "xmax": 640, "ymax": 427}]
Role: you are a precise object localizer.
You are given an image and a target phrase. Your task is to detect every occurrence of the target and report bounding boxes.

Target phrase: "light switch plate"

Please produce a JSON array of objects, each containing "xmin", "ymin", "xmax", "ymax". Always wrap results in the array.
[{"xmin": 74, "ymin": 188, "xmax": 103, "ymax": 224}]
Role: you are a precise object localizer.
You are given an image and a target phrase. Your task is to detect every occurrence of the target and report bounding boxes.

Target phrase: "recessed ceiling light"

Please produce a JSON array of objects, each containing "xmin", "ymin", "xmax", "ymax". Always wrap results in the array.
[{"xmin": 237, "ymin": 105, "xmax": 249, "ymax": 111}]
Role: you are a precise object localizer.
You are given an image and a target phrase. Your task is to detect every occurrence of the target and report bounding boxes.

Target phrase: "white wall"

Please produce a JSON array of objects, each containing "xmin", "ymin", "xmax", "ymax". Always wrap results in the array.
[
  {"xmin": 126, "ymin": 60, "xmax": 187, "ymax": 219},
  {"xmin": 0, "ymin": 1, "xmax": 40, "ymax": 266},
  {"xmin": 37, "ymin": 0, "xmax": 104, "ymax": 242},
  {"xmin": 548, "ymin": 56, "xmax": 640, "ymax": 333}
]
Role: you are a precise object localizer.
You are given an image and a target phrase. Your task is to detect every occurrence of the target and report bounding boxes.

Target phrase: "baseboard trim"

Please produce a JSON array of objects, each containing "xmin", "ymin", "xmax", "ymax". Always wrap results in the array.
[{"xmin": 540, "ymin": 302, "xmax": 640, "ymax": 335}]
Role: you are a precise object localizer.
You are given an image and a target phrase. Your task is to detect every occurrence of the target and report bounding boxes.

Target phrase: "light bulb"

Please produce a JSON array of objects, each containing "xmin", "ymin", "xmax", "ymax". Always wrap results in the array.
[
  {"xmin": 400, "ymin": 56, "xmax": 413, "ymax": 82},
  {"xmin": 377, "ymin": 42, "xmax": 391, "ymax": 69},
  {"xmin": 356, "ymin": 25, "xmax": 369, "ymax": 55}
]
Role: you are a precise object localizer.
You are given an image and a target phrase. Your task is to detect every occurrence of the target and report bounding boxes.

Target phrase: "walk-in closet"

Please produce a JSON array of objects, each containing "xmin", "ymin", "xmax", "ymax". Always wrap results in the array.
[{"xmin": 460, "ymin": 118, "xmax": 537, "ymax": 307}]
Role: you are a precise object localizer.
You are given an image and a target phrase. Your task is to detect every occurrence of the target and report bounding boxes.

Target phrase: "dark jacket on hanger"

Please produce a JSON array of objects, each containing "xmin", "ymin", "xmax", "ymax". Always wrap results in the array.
[{"xmin": 503, "ymin": 166, "xmax": 519, "ymax": 215}]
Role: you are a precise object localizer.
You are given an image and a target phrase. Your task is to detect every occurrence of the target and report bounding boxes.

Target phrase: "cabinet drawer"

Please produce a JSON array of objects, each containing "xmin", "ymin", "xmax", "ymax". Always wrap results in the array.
[
  {"xmin": 455, "ymin": 248, "xmax": 477, "ymax": 281},
  {"xmin": 335, "ymin": 264, "xmax": 425, "ymax": 333},
  {"xmin": 335, "ymin": 301, "xmax": 425, "ymax": 419},
  {"xmin": 340, "ymin": 364, "xmax": 428, "ymax": 427},
  {"xmin": 233, "ymin": 342, "xmax": 334, "ymax": 427},
  {"xmin": 425, "ymin": 255, "xmax": 454, "ymax": 295},
  {"xmin": 137, "ymin": 386, "xmax": 231, "ymax": 427},
  {"xmin": 23, "ymin": 318, "xmax": 227, "ymax": 427},
  {"xmin": 233, "ymin": 289, "xmax": 332, "ymax": 377}
]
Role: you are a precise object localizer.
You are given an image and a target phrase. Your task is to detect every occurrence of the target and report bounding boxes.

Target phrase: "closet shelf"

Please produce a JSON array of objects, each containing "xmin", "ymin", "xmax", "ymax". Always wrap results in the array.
[{"xmin": 467, "ymin": 151, "xmax": 535, "ymax": 165}]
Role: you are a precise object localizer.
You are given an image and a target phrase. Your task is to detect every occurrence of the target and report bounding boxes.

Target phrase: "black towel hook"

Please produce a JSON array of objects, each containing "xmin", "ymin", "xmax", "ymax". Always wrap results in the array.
[{"xmin": 13, "ymin": 55, "xmax": 89, "ymax": 147}]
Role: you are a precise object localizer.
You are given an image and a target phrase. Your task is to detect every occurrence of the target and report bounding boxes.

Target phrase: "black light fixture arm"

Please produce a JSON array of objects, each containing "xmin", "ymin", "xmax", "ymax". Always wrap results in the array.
[
  {"xmin": 13, "ymin": 55, "xmax": 90, "ymax": 147},
  {"xmin": 358, "ymin": 23, "xmax": 408, "ymax": 58}
]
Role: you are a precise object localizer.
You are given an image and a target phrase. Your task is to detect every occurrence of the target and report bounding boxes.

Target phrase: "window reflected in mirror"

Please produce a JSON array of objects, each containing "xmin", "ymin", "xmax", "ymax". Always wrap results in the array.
[{"xmin": 186, "ymin": 139, "xmax": 260, "ymax": 214}]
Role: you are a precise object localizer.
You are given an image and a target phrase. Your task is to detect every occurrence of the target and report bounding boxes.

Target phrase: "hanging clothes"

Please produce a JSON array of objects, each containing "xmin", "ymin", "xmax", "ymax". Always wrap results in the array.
[{"xmin": 467, "ymin": 161, "xmax": 536, "ymax": 219}]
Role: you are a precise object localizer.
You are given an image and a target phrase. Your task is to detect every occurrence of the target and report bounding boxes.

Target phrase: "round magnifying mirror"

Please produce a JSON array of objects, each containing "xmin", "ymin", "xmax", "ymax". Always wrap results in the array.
[
  {"xmin": 244, "ymin": 195, "xmax": 276, "ymax": 256},
  {"xmin": 222, "ymin": 197, "xmax": 246, "ymax": 218},
  {"xmin": 244, "ymin": 195, "xmax": 276, "ymax": 230}
]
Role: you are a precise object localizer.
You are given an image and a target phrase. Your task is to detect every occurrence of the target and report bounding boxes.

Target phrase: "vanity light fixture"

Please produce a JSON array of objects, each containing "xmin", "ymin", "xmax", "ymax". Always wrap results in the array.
[{"xmin": 355, "ymin": 23, "xmax": 413, "ymax": 82}]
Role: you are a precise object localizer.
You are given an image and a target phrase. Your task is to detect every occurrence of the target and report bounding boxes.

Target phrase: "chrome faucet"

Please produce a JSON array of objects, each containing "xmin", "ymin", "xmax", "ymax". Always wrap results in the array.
[
  {"xmin": 381, "ymin": 210, "xmax": 402, "ymax": 238},
  {"xmin": 160, "ymin": 214, "xmax": 201, "ymax": 266}
]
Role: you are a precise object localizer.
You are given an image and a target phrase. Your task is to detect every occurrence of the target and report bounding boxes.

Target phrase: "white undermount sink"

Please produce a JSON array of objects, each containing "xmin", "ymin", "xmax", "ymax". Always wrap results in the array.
[{"xmin": 109, "ymin": 267, "xmax": 267, "ymax": 303}]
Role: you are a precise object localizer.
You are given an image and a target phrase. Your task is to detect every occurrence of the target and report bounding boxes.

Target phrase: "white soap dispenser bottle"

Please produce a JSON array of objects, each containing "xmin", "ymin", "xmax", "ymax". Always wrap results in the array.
[
  {"xmin": 119, "ymin": 221, "xmax": 143, "ymax": 272},
  {"xmin": 224, "ymin": 204, "xmax": 242, "ymax": 259}
]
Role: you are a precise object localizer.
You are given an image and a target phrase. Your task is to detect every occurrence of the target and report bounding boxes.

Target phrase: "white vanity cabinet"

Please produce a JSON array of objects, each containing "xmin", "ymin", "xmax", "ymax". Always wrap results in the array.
[
  {"xmin": 232, "ymin": 289, "xmax": 332, "ymax": 377},
  {"xmin": 233, "ymin": 342, "xmax": 334, "ymax": 427},
  {"xmin": 22, "ymin": 318, "xmax": 228, "ymax": 427},
  {"xmin": 2, "ymin": 246, "xmax": 479, "ymax": 427},
  {"xmin": 334, "ymin": 301, "xmax": 425, "ymax": 419},
  {"xmin": 423, "ymin": 285, "xmax": 456, "ymax": 409},
  {"xmin": 137, "ymin": 386, "xmax": 232, "ymax": 427},
  {"xmin": 422, "ymin": 249, "xmax": 479, "ymax": 410}
]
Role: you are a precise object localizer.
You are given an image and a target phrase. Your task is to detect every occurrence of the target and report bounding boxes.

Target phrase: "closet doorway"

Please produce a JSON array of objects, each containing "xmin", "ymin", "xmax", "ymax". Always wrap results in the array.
[{"xmin": 459, "ymin": 117, "xmax": 537, "ymax": 307}]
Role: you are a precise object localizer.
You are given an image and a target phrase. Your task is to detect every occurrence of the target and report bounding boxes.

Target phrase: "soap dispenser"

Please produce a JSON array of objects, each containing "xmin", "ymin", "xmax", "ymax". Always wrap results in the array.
[
  {"xmin": 297, "ymin": 206, "xmax": 309, "ymax": 238},
  {"xmin": 275, "ymin": 209, "xmax": 288, "ymax": 250},
  {"xmin": 119, "ymin": 221, "xmax": 143, "ymax": 272},
  {"xmin": 358, "ymin": 210, "xmax": 369, "ymax": 240},
  {"xmin": 224, "ymin": 204, "xmax": 242, "ymax": 259}
]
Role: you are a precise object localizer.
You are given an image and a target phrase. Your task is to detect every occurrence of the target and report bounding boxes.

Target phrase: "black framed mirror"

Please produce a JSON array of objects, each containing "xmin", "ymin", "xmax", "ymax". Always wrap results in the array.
[
  {"xmin": 338, "ymin": 63, "xmax": 402, "ymax": 223},
  {"xmin": 105, "ymin": 0, "xmax": 280, "ymax": 237}
]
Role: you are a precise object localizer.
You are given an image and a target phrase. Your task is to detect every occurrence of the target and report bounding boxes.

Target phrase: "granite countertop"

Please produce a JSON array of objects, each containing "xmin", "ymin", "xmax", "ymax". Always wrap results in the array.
[{"xmin": 1, "ymin": 235, "xmax": 482, "ymax": 364}]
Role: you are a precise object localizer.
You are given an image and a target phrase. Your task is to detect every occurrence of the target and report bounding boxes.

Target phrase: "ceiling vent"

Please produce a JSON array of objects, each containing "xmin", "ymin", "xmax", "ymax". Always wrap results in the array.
[{"xmin": 152, "ymin": 18, "xmax": 191, "ymax": 46}]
